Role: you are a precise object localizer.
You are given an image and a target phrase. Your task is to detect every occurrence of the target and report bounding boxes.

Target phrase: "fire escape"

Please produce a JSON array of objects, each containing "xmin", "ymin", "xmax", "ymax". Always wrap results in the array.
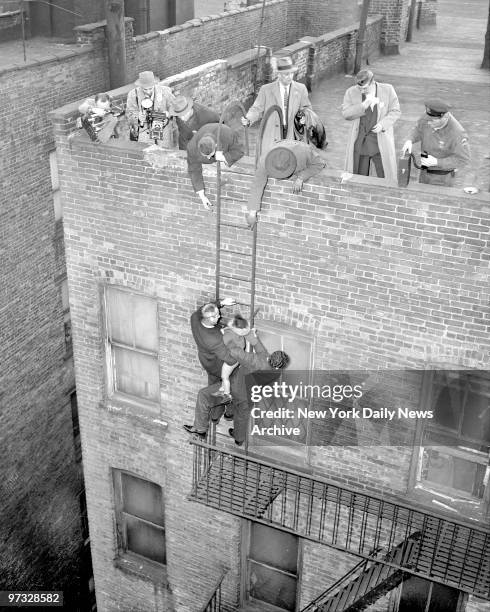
[
  {"xmin": 192, "ymin": 102, "xmax": 490, "ymax": 611},
  {"xmin": 189, "ymin": 441, "xmax": 490, "ymax": 610}
]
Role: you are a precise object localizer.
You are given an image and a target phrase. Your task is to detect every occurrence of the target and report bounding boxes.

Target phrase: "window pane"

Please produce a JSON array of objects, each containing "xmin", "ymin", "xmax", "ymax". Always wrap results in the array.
[
  {"xmin": 462, "ymin": 382, "xmax": 490, "ymax": 443},
  {"xmin": 113, "ymin": 347, "xmax": 159, "ymax": 401},
  {"xmin": 121, "ymin": 473, "xmax": 164, "ymax": 526},
  {"xmin": 399, "ymin": 577, "xmax": 431, "ymax": 612},
  {"xmin": 107, "ymin": 289, "xmax": 134, "ymax": 345},
  {"xmin": 428, "ymin": 582, "xmax": 460, "ymax": 612},
  {"xmin": 250, "ymin": 524, "xmax": 297, "ymax": 574},
  {"xmin": 423, "ymin": 449, "xmax": 485, "ymax": 497},
  {"xmin": 432, "ymin": 373, "xmax": 463, "ymax": 431},
  {"xmin": 125, "ymin": 515, "xmax": 166, "ymax": 565},
  {"xmin": 132, "ymin": 296, "xmax": 158, "ymax": 352},
  {"xmin": 249, "ymin": 561, "xmax": 296, "ymax": 611}
]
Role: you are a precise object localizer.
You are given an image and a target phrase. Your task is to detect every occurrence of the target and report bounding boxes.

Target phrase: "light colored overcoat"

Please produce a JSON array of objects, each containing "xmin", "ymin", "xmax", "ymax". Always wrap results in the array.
[
  {"xmin": 342, "ymin": 82, "xmax": 401, "ymax": 183},
  {"xmin": 246, "ymin": 80, "xmax": 312, "ymax": 156}
]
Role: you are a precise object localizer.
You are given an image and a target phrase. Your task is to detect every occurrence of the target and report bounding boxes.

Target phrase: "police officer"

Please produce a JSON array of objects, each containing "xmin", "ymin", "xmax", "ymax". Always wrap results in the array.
[{"xmin": 402, "ymin": 99, "xmax": 471, "ymax": 188}]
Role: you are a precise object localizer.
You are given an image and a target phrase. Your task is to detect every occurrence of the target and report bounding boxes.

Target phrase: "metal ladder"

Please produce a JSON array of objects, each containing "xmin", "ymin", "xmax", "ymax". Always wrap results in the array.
[{"xmin": 215, "ymin": 102, "xmax": 283, "ymax": 327}]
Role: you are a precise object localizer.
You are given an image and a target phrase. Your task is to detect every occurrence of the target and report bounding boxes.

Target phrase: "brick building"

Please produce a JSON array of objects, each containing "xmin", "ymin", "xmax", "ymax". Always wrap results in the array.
[
  {"xmin": 51, "ymin": 29, "xmax": 489, "ymax": 610},
  {"xmin": 1, "ymin": 0, "xmax": 447, "ymax": 609}
]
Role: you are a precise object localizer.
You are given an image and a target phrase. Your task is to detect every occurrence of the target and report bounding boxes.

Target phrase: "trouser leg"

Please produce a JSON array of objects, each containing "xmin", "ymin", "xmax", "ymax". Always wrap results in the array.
[
  {"xmin": 371, "ymin": 153, "xmax": 385, "ymax": 178},
  {"xmin": 357, "ymin": 155, "xmax": 371, "ymax": 176},
  {"xmin": 246, "ymin": 165, "xmax": 269, "ymax": 213},
  {"xmin": 193, "ymin": 382, "xmax": 222, "ymax": 432},
  {"xmin": 232, "ymin": 401, "xmax": 251, "ymax": 444}
]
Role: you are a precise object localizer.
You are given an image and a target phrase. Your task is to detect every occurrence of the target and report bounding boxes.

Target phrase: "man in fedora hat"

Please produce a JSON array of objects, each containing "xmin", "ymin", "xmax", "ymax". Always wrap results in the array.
[
  {"xmin": 245, "ymin": 140, "xmax": 326, "ymax": 229},
  {"xmin": 342, "ymin": 69, "xmax": 400, "ymax": 183},
  {"xmin": 186, "ymin": 123, "xmax": 244, "ymax": 210},
  {"xmin": 241, "ymin": 56, "xmax": 312, "ymax": 154},
  {"xmin": 402, "ymin": 98, "xmax": 472, "ymax": 189},
  {"xmin": 171, "ymin": 95, "xmax": 220, "ymax": 150},
  {"xmin": 126, "ymin": 71, "xmax": 176, "ymax": 146}
]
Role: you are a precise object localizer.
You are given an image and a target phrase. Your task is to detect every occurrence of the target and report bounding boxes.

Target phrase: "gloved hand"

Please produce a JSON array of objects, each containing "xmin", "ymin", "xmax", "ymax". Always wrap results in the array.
[
  {"xmin": 371, "ymin": 123, "xmax": 384, "ymax": 133},
  {"xmin": 421, "ymin": 154, "xmax": 438, "ymax": 167},
  {"xmin": 220, "ymin": 297, "xmax": 236, "ymax": 307},
  {"xmin": 241, "ymin": 116, "xmax": 250, "ymax": 127},
  {"xmin": 245, "ymin": 211, "xmax": 257, "ymax": 230},
  {"xmin": 292, "ymin": 177, "xmax": 304, "ymax": 194},
  {"xmin": 215, "ymin": 150, "xmax": 227, "ymax": 164},
  {"xmin": 197, "ymin": 190, "xmax": 213, "ymax": 210},
  {"xmin": 138, "ymin": 111, "xmax": 146, "ymax": 123},
  {"xmin": 463, "ymin": 186, "xmax": 479, "ymax": 195},
  {"xmin": 402, "ymin": 140, "xmax": 412, "ymax": 155}
]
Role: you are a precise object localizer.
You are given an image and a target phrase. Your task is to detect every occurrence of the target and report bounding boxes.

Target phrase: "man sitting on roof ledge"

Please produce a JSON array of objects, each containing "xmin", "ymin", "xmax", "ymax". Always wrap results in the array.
[{"xmin": 245, "ymin": 140, "xmax": 327, "ymax": 229}]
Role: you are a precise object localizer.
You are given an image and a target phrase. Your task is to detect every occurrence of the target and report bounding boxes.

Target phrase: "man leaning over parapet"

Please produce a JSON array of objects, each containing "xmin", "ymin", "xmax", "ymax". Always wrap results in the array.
[
  {"xmin": 186, "ymin": 123, "xmax": 244, "ymax": 210},
  {"xmin": 245, "ymin": 140, "xmax": 327, "ymax": 229}
]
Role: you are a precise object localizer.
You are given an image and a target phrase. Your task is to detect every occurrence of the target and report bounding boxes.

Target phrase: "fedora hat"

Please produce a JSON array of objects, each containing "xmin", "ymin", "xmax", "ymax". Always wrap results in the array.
[
  {"xmin": 265, "ymin": 145, "xmax": 297, "ymax": 178},
  {"xmin": 135, "ymin": 71, "xmax": 158, "ymax": 88},
  {"xmin": 172, "ymin": 95, "xmax": 194, "ymax": 116},
  {"xmin": 275, "ymin": 56, "xmax": 298, "ymax": 73}
]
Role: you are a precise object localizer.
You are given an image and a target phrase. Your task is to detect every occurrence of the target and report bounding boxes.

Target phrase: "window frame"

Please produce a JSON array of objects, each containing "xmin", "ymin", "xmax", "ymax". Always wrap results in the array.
[
  {"xmin": 411, "ymin": 370, "xmax": 490, "ymax": 516},
  {"xmin": 112, "ymin": 469, "xmax": 166, "ymax": 570},
  {"xmin": 247, "ymin": 320, "xmax": 315, "ymax": 459},
  {"xmin": 103, "ymin": 285, "xmax": 160, "ymax": 409},
  {"xmin": 242, "ymin": 520, "xmax": 301, "ymax": 612}
]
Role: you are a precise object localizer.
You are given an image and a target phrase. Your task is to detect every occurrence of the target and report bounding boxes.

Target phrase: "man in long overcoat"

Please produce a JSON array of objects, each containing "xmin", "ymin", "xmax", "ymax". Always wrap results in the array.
[{"xmin": 342, "ymin": 70, "xmax": 401, "ymax": 183}]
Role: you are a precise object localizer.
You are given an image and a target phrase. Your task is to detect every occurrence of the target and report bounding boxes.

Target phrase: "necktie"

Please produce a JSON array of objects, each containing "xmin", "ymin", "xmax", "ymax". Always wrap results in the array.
[{"xmin": 283, "ymin": 86, "xmax": 289, "ymax": 136}]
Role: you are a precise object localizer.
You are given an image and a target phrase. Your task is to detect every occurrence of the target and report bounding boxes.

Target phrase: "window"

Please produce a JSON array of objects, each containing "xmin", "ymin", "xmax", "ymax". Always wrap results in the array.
[
  {"xmin": 416, "ymin": 371, "xmax": 490, "ymax": 509},
  {"xmin": 49, "ymin": 151, "xmax": 63, "ymax": 221},
  {"xmin": 70, "ymin": 391, "xmax": 82, "ymax": 464},
  {"xmin": 250, "ymin": 322, "xmax": 314, "ymax": 446},
  {"xmin": 104, "ymin": 287, "xmax": 159, "ymax": 406},
  {"xmin": 61, "ymin": 278, "xmax": 72, "ymax": 356},
  {"xmin": 113, "ymin": 471, "xmax": 166, "ymax": 566},
  {"xmin": 396, "ymin": 576, "xmax": 464, "ymax": 612},
  {"xmin": 247, "ymin": 523, "xmax": 298, "ymax": 611}
]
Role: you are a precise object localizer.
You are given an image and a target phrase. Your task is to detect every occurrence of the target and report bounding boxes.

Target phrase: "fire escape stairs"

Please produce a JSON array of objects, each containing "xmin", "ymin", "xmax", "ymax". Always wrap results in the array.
[{"xmin": 302, "ymin": 533, "xmax": 421, "ymax": 612}]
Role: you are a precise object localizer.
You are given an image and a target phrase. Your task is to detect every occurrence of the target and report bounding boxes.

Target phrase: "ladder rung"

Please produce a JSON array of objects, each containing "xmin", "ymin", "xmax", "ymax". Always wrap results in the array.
[
  {"xmin": 220, "ymin": 222, "xmax": 249, "ymax": 229},
  {"xmin": 218, "ymin": 249, "xmax": 252, "ymax": 256},
  {"xmin": 219, "ymin": 273, "xmax": 252, "ymax": 282}
]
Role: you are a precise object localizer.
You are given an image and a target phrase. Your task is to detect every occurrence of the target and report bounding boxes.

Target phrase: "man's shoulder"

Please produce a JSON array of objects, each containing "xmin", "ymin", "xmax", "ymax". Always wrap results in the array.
[
  {"xmin": 447, "ymin": 115, "xmax": 466, "ymax": 136},
  {"xmin": 292, "ymin": 80, "xmax": 308, "ymax": 92}
]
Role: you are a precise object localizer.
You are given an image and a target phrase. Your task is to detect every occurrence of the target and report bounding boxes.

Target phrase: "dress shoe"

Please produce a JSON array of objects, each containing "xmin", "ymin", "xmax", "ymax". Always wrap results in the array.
[
  {"xmin": 183, "ymin": 424, "xmax": 206, "ymax": 440},
  {"xmin": 228, "ymin": 428, "xmax": 243, "ymax": 446}
]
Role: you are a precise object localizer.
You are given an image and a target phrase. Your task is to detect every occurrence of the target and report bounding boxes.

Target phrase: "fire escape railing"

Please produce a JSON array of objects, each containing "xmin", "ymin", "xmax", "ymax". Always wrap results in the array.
[
  {"xmin": 198, "ymin": 568, "xmax": 228, "ymax": 612},
  {"xmin": 189, "ymin": 441, "xmax": 490, "ymax": 599}
]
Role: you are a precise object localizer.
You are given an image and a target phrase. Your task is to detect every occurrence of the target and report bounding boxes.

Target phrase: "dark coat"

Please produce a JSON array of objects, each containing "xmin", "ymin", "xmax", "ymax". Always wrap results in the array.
[
  {"xmin": 186, "ymin": 123, "xmax": 244, "ymax": 192},
  {"xmin": 176, "ymin": 103, "xmax": 220, "ymax": 150}
]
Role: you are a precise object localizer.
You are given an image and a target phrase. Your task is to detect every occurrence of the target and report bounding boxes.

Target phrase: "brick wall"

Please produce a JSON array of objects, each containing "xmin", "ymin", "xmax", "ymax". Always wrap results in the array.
[
  {"xmin": 51, "ymin": 103, "xmax": 489, "ymax": 608},
  {"xmin": 286, "ymin": 0, "xmax": 361, "ymax": 44},
  {"xmin": 369, "ymin": 0, "xmax": 412, "ymax": 53},
  {"xmin": 0, "ymin": 45, "xmax": 108, "ymax": 604},
  {"xmin": 300, "ymin": 16, "xmax": 383, "ymax": 88},
  {"xmin": 419, "ymin": 0, "xmax": 438, "ymax": 25}
]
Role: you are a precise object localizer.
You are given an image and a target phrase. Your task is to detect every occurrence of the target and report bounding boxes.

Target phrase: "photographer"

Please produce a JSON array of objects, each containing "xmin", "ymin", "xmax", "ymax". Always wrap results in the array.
[{"xmin": 126, "ymin": 71, "xmax": 176, "ymax": 147}]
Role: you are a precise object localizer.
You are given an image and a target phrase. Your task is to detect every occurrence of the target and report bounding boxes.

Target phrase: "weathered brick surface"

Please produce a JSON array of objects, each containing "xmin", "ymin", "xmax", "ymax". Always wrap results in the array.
[
  {"xmin": 369, "ymin": 0, "xmax": 412, "ymax": 53},
  {"xmin": 0, "ymin": 46, "xmax": 107, "ymax": 605},
  {"xmin": 286, "ymin": 0, "xmax": 362, "ymax": 44},
  {"xmin": 52, "ymin": 100, "xmax": 489, "ymax": 609}
]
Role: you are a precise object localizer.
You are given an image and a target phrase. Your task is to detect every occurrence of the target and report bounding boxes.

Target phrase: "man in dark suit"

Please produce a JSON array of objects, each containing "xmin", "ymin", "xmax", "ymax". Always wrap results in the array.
[
  {"xmin": 186, "ymin": 123, "xmax": 244, "ymax": 210},
  {"xmin": 172, "ymin": 95, "xmax": 220, "ymax": 150}
]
